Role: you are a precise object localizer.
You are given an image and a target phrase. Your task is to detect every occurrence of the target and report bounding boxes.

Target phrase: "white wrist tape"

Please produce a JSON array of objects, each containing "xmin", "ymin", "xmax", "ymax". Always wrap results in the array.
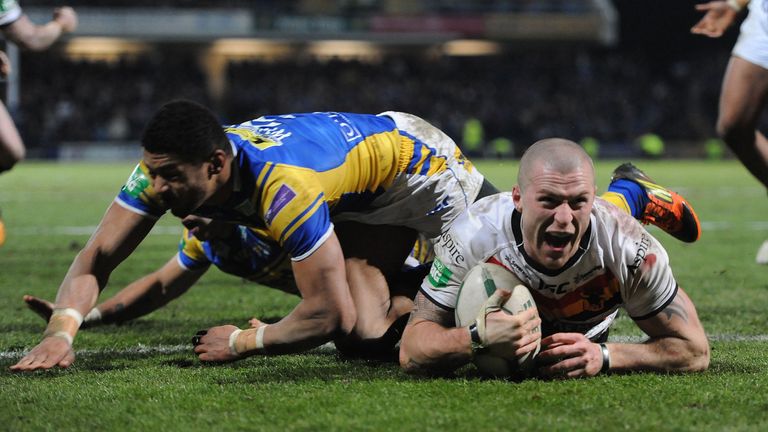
[
  {"xmin": 51, "ymin": 308, "xmax": 84, "ymax": 327},
  {"xmin": 48, "ymin": 331, "xmax": 74, "ymax": 346},
  {"xmin": 727, "ymin": 0, "xmax": 744, "ymax": 11},
  {"xmin": 255, "ymin": 325, "xmax": 268, "ymax": 350},
  {"xmin": 228, "ymin": 329, "xmax": 243, "ymax": 355},
  {"xmin": 83, "ymin": 307, "xmax": 102, "ymax": 324}
]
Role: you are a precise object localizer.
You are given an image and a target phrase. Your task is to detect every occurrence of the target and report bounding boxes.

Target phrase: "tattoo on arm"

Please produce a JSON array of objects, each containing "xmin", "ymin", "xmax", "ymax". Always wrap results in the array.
[
  {"xmin": 409, "ymin": 293, "xmax": 453, "ymax": 326},
  {"xmin": 661, "ymin": 294, "xmax": 689, "ymax": 323}
]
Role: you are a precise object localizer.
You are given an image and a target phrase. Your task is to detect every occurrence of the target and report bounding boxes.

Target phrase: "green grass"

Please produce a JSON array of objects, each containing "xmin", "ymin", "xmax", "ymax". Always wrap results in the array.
[{"xmin": 1, "ymin": 160, "xmax": 768, "ymax": 431}]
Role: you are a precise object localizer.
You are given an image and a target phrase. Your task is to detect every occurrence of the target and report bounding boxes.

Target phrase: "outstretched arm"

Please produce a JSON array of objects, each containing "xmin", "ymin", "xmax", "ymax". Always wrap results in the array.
[
  {"xmin": 538, "ymin": 287, "xmax": 710, "ymax": 378},
  {"xmin": 24, "ymin": 254, "xmax": 207, "ymax": 326},
  {"xmin": 10, "ymin": 203, "xmax": 156, "ymax": 371},
  {"xmin": 194, "ymin": 231, "xmax": 357, "ymax": 360},
  {"xmin": 691, "ymin": 1, "xmax": 744, "ymax": 38},
  {"xmin": 2, "ymin": 7, "xmax": 77, "ymax": 51}
]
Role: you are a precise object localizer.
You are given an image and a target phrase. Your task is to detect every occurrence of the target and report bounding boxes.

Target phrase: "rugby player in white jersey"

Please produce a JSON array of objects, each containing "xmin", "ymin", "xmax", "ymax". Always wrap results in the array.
[
  {"xmin": 400, "ymin": 138, "xmax": 710, "ymax": 377},
  {"xmin": 0, "ymin": 1, "xmax": 77, "ymax": 246},
  {"xmin": 691, "ymin": 0, "xmax": 768, "ymax": 263},
  {"xmin": 11, "ymin": 100, "xmax": 703, "ymax": 371}
]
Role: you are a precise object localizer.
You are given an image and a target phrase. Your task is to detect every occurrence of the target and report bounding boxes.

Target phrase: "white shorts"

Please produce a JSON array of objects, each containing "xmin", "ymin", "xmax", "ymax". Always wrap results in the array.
[
  {"xmin": 332, "ymin": 111, "xmax": 485, "ymax": 238},
  {"xmin": 733, "ymin": 0, "xmax": 768, "ymax": 70}
]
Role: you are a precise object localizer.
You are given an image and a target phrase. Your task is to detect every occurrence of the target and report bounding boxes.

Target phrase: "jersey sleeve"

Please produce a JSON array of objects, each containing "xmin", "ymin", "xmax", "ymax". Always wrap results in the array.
[
  {"xmin": 176, "ymin": 228, "xmax": 211, "ymax": 271},
  {"xmin": 256, "ymin": 163, "xmax": 333, "ymax": 261},
  {"xmin": 419, "ymin": 209, "xmax": 489, "ymax": 310},
  {"xmin": 114, "ymin": 162, "xmax": 167, "ymax": 218},
  {"xmin": 0, "ymin": 0, "xmax": 22, "ymax": 27},
  {"xmin": 617, "ymin": 227, "xmax": 678, "ymax": 320}
]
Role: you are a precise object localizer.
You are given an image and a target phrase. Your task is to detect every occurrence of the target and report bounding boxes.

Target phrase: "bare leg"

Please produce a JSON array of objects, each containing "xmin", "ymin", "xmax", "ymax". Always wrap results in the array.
[
  {"xmin": 334, "ymin": 222, "xmax": 418, "ymax": 357},
  {"xmin": 0, "ymin": 100, "xmax": 24, "ymax": 173},
  {"xmin": 716, "ymin": 56, "xmax": 768, "ymax": 187}
]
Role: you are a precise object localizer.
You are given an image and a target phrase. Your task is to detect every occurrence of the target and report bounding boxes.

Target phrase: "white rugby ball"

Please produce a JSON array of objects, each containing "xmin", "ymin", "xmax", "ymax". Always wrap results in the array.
[{"xmin": 455, "ymin": 262, "xmax": 541, "ymax": 379}]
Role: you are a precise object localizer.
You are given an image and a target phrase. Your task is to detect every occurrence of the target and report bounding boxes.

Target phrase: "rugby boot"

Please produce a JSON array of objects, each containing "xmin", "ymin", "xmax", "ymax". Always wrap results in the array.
[{"xmin": 610, "ymin": 162, "xmax": 701, "ymax": 243}]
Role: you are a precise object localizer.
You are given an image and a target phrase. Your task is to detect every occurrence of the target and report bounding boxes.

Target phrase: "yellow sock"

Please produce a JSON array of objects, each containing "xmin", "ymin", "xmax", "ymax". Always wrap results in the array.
[{"xmin": 601, "ymin": 192, "xmax": 631, "ymax": 216}]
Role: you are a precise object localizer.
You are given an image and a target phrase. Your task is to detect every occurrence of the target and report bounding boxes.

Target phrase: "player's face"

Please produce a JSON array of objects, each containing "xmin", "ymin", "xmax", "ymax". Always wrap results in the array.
[
  {"xmin": 513, "ymin": 164, "xmax": 595, "ymax": 270},
  {"xmin": 143, "ymin": 150, "xmax": 215, "ymax": 218}
]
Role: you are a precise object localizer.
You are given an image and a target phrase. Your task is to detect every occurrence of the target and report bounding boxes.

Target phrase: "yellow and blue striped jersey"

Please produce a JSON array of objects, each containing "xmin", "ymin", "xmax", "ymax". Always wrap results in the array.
[
  {"xmin": 117, "ymin": 111, "xmax": 456, "ymax": 260},
  {"xmin": 177, "ymin": 226, "xmax": 297, "ymax": 294}
]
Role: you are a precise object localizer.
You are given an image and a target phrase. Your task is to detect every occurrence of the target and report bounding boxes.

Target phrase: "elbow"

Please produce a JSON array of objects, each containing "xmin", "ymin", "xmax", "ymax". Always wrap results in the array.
[
  {"xmin": 686, "ymin": 340, "xmax": 710, "ymax": 372},
  {"xmin": 398, "ymin": 342, "xmax": 414, "ymax": 372},
  {"xmin": 398, "ymin": 327, "xmax": 430, "ymax": 374},
  {"xmin": 674, "ymin": 338, "xmax": 710, "ymax": 373},
  {"xmin": 399, "ymin": 348, "xmax": 423, "ymax": 374}
]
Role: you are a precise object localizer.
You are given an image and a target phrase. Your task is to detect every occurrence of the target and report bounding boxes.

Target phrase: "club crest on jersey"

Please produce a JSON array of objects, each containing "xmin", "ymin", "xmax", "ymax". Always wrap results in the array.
[
  {"xmin": 265, "ymin": 184, "xmax": 296, "ymax": 225},
  {"xmin": 224, "ymin": 126, "xmax": 284, "ymax": 151},
  {"xmin": 122, "ymin": 164, "xmax": 150, "ymax": 198}
]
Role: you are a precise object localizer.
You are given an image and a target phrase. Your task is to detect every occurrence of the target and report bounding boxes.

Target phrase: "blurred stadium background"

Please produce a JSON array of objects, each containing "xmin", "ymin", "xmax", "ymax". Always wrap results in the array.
[{"xmin": 5, "ymin": 0, "xmax": 761, "ymax": 161}]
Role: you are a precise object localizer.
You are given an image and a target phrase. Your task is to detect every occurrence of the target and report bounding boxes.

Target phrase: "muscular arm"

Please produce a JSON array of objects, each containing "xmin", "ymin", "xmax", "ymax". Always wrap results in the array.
[
  {"xmin": 53, "ymin": 203, "xmax": 157, "ymax": 314},
  {"xmin": 93, "ymin": 255, "xmax": 207, "ymax": 324},
  {"xmin": 610, "ymin": 287, "xmax": 710, "ymax": 372},
  {"xmin": 2, "ymin": 8, "xmax": 77, "ymax": 51},
  {"xmin": 399, "ymin": 292, "xmax": 473, "ymax": 374},
  {"xmin": 24, "ymin": 255, "xmax": 206, "ymax": 326},
  {"xmin": 256, "ymin": 231, "xmax": 356, "ymax": 354},
  {"xmin": 11, "ymin": 203, "xmax": 156, "ymax": 371},
  {"xmin": 538, "ymin": 287, "xmax": 710, "ymax": 378}
]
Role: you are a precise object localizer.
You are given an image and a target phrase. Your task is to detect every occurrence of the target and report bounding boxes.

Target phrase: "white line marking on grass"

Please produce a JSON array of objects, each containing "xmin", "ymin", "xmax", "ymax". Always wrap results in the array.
[
  {"xmin": 609, "ymin": 334, "xmax": 768, "ymax": 343},
  {"xmin": 1, "ymin": 336, "xmax": 766, "ymax": 360},
  {"xmin": 0, "ymin": 342, "xmax": 338, "ymax": 359}
]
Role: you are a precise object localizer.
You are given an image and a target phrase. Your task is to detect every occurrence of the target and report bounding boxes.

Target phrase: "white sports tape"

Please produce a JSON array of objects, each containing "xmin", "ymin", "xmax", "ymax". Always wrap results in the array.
[
  {"xmin": 48, "ymin": 331, "xmax": 74, "ymax": 346},
  {"xmin": 256, "ymin": 325, "xmax": 268, "ymax": 350},
  {"xmin": 83, "ymin": 307, "xmax": 102, "ymax": 324},
  {"xmin": 229, "ymin": 328, "xmax": 243, "ymax": 355},
  {"xmin": 727, "ymin": 0, "xmax": 745, "ymax": 11},
  {"xmin": 51, "ymin": 308, "xmax": 84, "ymax": 327}
]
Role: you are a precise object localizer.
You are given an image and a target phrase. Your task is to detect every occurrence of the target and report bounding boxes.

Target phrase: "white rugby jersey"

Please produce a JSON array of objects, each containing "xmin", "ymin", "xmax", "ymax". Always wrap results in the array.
[
  {"xmin": 0, "ymin": 0, "xmax": 21, "ymax": 27},
  {"xmin": 421, "ymin": 193, "xmax": 678, "ymax": 340}
]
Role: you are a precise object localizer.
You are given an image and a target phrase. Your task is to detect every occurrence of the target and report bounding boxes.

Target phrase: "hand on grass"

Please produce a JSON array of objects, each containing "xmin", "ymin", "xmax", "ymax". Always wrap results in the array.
[
  {"xmin": 537, "ymin": 333, "xmax": 604, "ymax": 378},
  {"xmin": 192, "ymin": 325, "xmax": 241, "ymax": 362},
  {"xmin": 9, "ymin": 336, "xmax": 75, "ymax": 371}
]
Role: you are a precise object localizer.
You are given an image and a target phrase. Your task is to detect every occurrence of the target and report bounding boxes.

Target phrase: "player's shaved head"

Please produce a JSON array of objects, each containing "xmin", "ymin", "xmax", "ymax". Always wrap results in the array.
[{"xmin": 517, "ymin": 138, "xmax": 595, "ymax": 191}]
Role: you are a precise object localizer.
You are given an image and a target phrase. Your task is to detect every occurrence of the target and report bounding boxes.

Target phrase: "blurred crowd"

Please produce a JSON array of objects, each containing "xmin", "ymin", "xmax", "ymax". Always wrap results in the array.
[{"xmin": 15, "ymin": 44, "xmax": 730, "ymax": 156}]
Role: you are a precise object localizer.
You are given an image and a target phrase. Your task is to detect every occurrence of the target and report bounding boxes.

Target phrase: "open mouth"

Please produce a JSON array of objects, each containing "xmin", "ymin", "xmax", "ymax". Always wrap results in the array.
[{"xmin": 544, "ymin": 232, "xmax": 573, "ymax": 249}]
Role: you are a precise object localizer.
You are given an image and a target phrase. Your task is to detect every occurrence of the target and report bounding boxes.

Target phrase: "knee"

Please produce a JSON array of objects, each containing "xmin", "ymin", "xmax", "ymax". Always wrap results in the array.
[{"xmin": 716, "ymin": 113, "xmax": 752, "ymax": 145}]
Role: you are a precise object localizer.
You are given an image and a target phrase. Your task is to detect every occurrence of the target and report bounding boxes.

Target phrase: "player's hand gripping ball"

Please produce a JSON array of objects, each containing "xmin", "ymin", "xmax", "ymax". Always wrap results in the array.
[{"xmin": 455, "ymin": 262, "xmax": 541, "ymax": 378}]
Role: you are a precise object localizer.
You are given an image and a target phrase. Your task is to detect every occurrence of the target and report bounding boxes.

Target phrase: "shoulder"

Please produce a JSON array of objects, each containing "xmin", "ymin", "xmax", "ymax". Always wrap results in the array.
[
  {"xmin": 435, "ymin": 192, "xmax": 515, "ymax": 265},
  {"xmin": 449, "ymin": 193, "xmax": 514, "ymax": 240}
]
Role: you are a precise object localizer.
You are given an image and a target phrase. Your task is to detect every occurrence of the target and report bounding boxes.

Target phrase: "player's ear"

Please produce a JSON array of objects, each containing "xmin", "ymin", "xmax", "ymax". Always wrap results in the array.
[
  {"xmin": 512, "ymin": 185, "xmax": 522, "ymax": 210},
  {"xmin": 208, "ymin": 150, "xmax": 226, "ymax": 175}
]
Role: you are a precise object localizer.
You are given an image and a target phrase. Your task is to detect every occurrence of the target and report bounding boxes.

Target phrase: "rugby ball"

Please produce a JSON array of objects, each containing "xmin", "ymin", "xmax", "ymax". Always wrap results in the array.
[{"xmin": 455, "ymin": 262, "xmax": 541, "ymax": 379}]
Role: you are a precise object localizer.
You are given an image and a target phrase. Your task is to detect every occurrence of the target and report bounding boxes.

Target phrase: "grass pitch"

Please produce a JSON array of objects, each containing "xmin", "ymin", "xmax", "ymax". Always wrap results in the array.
[{"xmin": 1, "ymin": 160, "xmax": 767, "ymax": 431}]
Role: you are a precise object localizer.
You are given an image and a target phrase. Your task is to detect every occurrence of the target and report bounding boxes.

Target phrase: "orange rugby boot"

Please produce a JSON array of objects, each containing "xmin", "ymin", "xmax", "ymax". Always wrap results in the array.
[{"xmin": 610, "ymin": 163, "xmax": 701, "ymax": 243}]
